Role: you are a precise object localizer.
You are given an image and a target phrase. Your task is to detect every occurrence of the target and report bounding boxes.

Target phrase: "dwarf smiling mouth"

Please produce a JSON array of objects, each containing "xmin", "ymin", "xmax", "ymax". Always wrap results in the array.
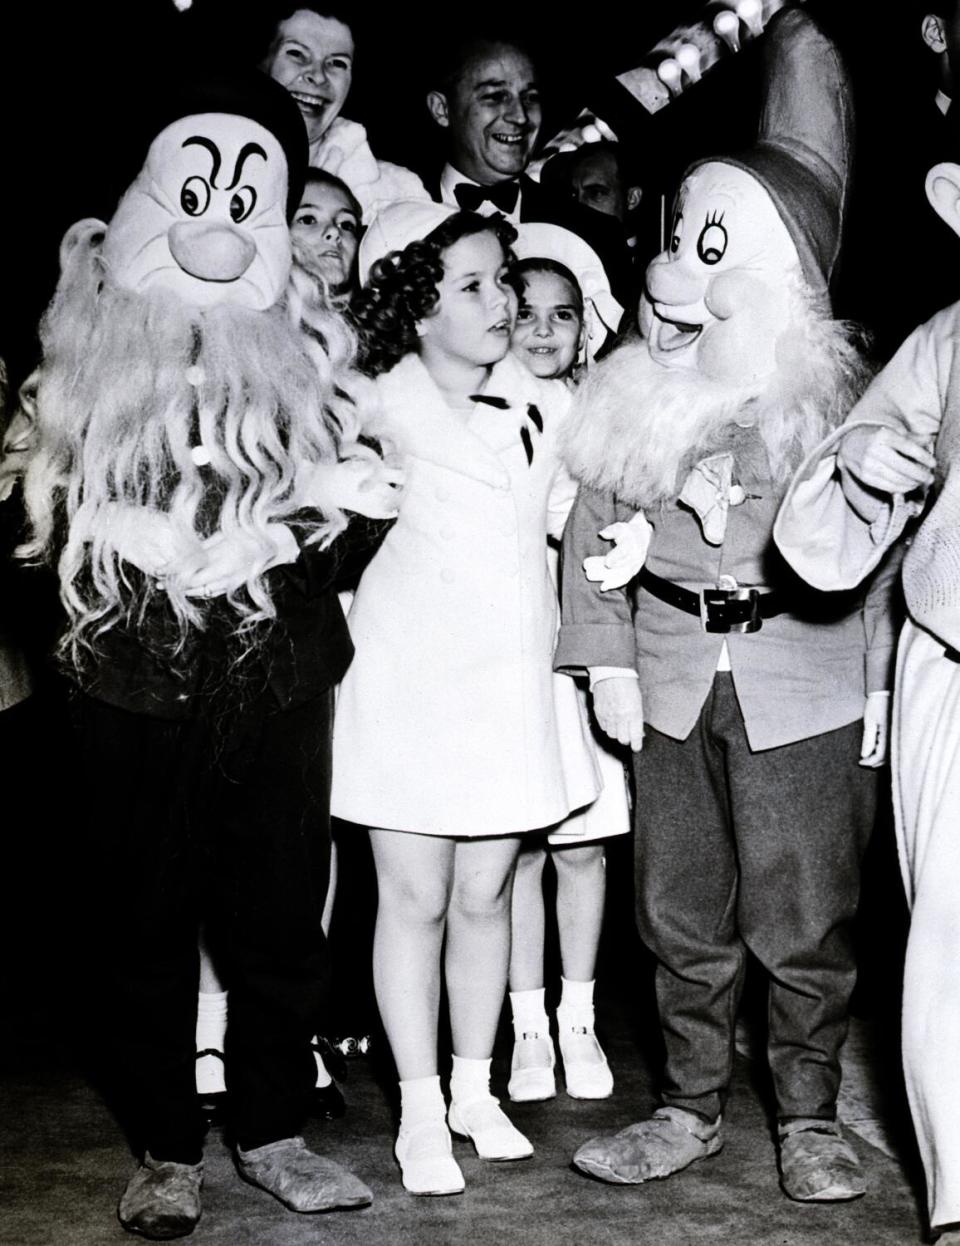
[
  {"xmin": 491, "ymin": 132, "xmax": 525, "ymax": 144},
  {"xmin": 653, "ymin": 310, "xmax": 703, "ymax": 352}
]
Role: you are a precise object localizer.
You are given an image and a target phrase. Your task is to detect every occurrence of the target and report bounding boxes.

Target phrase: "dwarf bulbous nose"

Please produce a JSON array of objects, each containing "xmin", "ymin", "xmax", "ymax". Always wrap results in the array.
[
  {"xmin": 168, "ymin": 222, "xmax": 257, "ymax": 282},
  {"xmin": 645, "ymin": 254, "xmax": 704, "ymax": 308}
]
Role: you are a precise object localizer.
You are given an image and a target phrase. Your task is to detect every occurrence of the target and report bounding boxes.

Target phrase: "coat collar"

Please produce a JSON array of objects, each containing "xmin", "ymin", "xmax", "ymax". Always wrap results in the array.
[{"xmin": 375, "ymin": 353, "xmax": 549, "ymax": 488}]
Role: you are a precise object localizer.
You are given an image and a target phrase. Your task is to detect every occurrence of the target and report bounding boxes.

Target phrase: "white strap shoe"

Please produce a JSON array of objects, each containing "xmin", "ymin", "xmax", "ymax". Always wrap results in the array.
[
  {"xmin": 507, "ymin": 1030, "xmax": 557, "ymax": 1102},
  {"xmin": 395, "ymin": 1120, "xmax": 465, "ymax": 1196},
  {"xmin": 559, "ymin": 1027, "xmax": 614, "ymax": 1099},
  {"xmin": 448, "ymin": 1096, "xmax": 534, "ymax": 1160}
]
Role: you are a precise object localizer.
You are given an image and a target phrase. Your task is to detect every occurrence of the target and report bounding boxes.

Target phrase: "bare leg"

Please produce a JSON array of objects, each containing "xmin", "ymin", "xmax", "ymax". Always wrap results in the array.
[
  {"xmin": 553, "ymin": 842, "xmax": 614, "ymax": 1099},
  {"xmin": 508, "ymin": 842, "xmax": 548, "ymax": 992},
  {"xmin": 553, "ymin": 842, "xmax": 606, "ymax": 983},
  {"xmin": 321, "ymin": 839, "xmax": 338, "ymax": 938},
  {"xmin": 198, "ymin": 932, "xmax": 224, "ymax": 993},
  {"xmin": 369, "ymin": 829, "xmax": 455, "ymax": 1080},
  {"xmin": 446, "ymin": 835, "xmax": 523, "ymax": 1059}
]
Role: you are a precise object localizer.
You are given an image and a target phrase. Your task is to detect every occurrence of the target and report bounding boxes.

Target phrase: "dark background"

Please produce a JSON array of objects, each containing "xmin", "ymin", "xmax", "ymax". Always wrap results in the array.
[{"xmin": 0, "ymin": 0, "xmax": 942, "ymax": 386}]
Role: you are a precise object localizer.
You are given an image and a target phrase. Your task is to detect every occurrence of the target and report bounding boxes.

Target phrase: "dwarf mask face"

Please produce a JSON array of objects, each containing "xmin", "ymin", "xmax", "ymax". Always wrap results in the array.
[
  {"xmin": 101, "ymin": 113, "xmax": 292, "ymax": 310},
  {"xmin": 638, "ymin": 162, "xmax": 802, "ymax": 384}
]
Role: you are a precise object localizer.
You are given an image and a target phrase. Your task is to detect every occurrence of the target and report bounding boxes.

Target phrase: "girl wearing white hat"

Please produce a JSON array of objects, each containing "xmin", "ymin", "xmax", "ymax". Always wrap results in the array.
[{"xmin": 505, "ymin": 239, "xmax": 629, "ymax": 1106}]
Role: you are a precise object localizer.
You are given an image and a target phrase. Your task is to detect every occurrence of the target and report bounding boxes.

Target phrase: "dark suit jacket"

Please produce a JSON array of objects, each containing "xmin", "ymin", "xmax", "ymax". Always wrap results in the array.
[{"xmin": 77, "ymin": 515, "xmax": 391, "ymax": 722}]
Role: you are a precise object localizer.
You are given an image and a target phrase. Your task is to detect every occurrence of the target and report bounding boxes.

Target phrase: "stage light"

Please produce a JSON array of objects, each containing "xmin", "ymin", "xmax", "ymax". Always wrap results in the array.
[
  {"xmin": 713, "ymin": 9, "xmax": 741, "ymax": 53},
  {"xmin": 657, "ymin": 57, "xmax": 684, "ymax": 97},
  {"xmin": 736, "ymin": 0, "xmax": 764, "ymax": 38},
  {"xmin": 676, "ymin": 43, "xmax": 703, "ymax": 82}
]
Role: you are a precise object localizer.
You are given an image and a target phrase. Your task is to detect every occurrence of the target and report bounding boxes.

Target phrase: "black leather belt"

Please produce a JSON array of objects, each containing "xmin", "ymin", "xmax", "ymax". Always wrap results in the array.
[{"xmin": 638, "ymin": 567, "xmax": 786, "ymax": 634}]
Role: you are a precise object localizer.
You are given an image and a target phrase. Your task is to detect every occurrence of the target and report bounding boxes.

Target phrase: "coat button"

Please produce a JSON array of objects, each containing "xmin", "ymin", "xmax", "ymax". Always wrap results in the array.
[{"xmin": 441, "ymin": 568, "xmax": 455, "ymax": 584}]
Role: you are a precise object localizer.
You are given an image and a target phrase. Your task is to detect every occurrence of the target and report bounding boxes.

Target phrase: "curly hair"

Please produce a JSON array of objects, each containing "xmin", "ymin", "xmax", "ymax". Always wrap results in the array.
[{"xmin": 349, "ymin": 212, "xmax": 518, "ymax": 377}]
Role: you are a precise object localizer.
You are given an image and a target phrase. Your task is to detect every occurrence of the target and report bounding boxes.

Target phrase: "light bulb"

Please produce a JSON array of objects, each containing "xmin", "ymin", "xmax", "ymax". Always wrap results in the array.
[
  {"xmin": 736, "ymin": 0, "xmax": 764, "ymax": 38},
  {"xmin": 676, "ymin": 43, "xmax": 703, "ymax": 82},
  {"xmin": 714, "ymin": 9, "xmax": 741, "ymax": 53},
  {"xmin": 657, "ymin": 58, "xmax": 683, "ymax": 97}
]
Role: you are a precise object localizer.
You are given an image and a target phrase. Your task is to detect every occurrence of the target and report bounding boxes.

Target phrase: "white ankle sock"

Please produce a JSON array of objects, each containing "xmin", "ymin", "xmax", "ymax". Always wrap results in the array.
[
  {"xmin": 196, "ymin": 990, "xmax": 228, "ymax": 1052},
  {"xmin": 557, "ymin": 978, "xmax": 596, "ymax": 1032},
  {"xmin": 399, "ymin": 1074, "xmax": 447, "ymax": 1132},
  {"xmin": 509, "ymin": 988, "xmax": 550, "ymax": 1039},
  {"xmin": 450, "ymin": 1055, "xmax": 492, "ymax": 1106}
]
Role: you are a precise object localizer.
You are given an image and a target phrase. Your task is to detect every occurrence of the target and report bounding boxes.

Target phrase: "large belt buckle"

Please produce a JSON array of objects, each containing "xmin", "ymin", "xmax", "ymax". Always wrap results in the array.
[{"xmin": 700, "ymin": 574, "xmax": 762, "ymax": 634}]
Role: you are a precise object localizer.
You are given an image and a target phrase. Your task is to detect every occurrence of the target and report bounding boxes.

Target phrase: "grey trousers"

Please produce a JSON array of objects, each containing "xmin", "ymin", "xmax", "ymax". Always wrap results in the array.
[{"xmin": 632, "ymin": 673, "xmax": 876, "ymax": 1122}]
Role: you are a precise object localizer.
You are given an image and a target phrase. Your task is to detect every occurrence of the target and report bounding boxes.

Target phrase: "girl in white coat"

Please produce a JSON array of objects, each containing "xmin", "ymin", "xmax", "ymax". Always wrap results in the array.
[{"xmin": 333, "ymin": 203, "xmax": 600, "ymax": 1195}]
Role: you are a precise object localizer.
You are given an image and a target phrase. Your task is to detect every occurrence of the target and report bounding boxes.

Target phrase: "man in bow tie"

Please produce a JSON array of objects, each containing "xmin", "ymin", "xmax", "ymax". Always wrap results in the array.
[{"xmin": 426, "ymin": 35, "xmax": 543, "ymax": 227}]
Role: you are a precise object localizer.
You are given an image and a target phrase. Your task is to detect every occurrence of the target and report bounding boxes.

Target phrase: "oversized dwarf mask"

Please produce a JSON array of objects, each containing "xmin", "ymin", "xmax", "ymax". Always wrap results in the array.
[
  {"xmin": 638, "ymin": 7, "xmax": 852, "ymax": 386},
  {"xmin": 639, "ymin": 162, "xmax": 801, "ymax": 384},
  {"xmin": 101, "ymin": 112, "xmax": 293, "ymax": 311}
]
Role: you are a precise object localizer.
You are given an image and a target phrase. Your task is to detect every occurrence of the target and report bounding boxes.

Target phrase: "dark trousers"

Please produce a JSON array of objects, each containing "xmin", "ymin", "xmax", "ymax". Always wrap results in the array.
[
  {"xmin": 632, "ymin": 674, "xmax": 876, "ymax": 1122},
  {"xmin": 77, "ymin": 688, "xmax": 333, "ymax": 1162}
]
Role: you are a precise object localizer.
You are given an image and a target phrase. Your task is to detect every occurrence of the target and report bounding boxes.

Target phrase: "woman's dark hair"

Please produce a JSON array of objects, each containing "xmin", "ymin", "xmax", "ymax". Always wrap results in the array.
[
  {"xmin": 350, "ymin": 212, "xmax": 518, "ymax": 377},
  {"xmin": 514, "ymin": 258, "xmax": 584, "ymax": 321}
]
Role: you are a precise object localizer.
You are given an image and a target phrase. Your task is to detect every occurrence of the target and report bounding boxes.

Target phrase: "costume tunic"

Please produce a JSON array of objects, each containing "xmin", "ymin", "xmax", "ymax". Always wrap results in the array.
[
  {"xmin": 774, "ymin": 302, "xmax": 960, "ymax": 1229},
  {"xmin": 557, "ymin": 416, "xmax": 897, "ymax": 1121},
  {"xmin": 332, "ymin": 351, "xmax": 600, "ymax": 837}
]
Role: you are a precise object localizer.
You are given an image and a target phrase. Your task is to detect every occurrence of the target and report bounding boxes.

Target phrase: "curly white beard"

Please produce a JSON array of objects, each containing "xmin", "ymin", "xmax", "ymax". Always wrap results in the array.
[
  {"xmin": 22, "ymin": 222, "xmax": 367, "ymax": 663},
  {"xmin": 563, "ymin": 286, "xmax": 873, "ymax": 509}
]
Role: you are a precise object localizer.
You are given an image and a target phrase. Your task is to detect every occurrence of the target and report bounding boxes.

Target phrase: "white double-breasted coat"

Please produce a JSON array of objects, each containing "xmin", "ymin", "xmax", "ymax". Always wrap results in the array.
[{"xmin": 332, "ymin": 351, "xmax": 601, "ymax": 837}]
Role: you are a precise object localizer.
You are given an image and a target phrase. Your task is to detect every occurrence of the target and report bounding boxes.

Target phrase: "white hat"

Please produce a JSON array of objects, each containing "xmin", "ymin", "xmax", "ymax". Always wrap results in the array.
[
  {"xmin": 358, "ymin": 200, "xmax": 458, "ymax": 286},
  {"xmin": 513, "ymin": 222, "xmax": 623, "ymax": 360}
]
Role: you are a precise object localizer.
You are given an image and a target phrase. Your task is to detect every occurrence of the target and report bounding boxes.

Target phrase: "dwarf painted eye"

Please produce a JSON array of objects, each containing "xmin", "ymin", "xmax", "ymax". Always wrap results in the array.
[
  {"xmin": 670, "ymin": 210, "xmax": 683, "ymax": 254},
  {"xmin": 180, "ymin": 176, "xmax": 210, "ymax": 216},
  {"xmin": 230, "ymin": 187, "xmax": 257, "ymax": 223},
  {"xmin": 697, "ymin": 214, "xmax": 728, "ymax": 265}
]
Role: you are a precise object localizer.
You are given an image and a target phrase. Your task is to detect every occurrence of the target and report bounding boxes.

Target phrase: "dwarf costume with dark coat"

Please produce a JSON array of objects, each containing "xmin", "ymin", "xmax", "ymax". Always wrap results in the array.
[
  {"xmin": 555, "ymin": 10, "xmax": 899, "ymax": 1200},
  {"xmin": 20, "ymin": 74, "xmax": 383, "ymax": 1235}
]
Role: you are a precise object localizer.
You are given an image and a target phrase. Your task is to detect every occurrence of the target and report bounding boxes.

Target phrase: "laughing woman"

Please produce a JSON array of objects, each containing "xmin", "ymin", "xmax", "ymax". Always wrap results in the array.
[
  {"xmin": 332, "ymin": 203, "xmax": 599, "ymax": 1196},
  {"xmin": 259, "ymin": 5, "xmax": 428, "ymax": 218}
]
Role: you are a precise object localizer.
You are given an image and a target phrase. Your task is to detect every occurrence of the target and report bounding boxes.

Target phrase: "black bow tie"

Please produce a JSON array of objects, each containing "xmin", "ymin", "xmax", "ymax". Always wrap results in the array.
[{"xmin": 453, "ymin": 180, "xmax": 520, "ymax": 215}]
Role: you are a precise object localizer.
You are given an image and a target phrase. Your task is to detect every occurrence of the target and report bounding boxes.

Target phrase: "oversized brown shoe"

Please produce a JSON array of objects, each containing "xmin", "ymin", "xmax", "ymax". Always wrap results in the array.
[
  {"xmin": 236, "ymin": 1136, "xmax": 372, "ymax": 1212},
  {"xmin": 778, "ymin": 1119, "xmax": 866, "ymax": 1202},
  {"xmin": 117, "ymin": 1153, "xmax": 203, "ymax": 1240},
  {"xmin": 573, "ymin": 1106, "xmax": 722, "ymax": 1183}
]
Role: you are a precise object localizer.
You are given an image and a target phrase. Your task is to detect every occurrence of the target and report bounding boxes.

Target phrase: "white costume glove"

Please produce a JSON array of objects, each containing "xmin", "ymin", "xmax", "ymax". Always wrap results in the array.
[{"xmin": 583, "ymin": 512, "xmax": 653, "ymax": 591}]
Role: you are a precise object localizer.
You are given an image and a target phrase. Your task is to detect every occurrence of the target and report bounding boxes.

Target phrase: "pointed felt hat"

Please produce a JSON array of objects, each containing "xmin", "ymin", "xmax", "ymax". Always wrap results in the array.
[{"xmin": 689, "ymin": 6, "xmax": 853, "ymax": 302}]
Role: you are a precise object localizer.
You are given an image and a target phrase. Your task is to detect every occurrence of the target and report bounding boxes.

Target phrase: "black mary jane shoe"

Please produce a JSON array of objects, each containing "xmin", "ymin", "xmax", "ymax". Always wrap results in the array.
[{"xmin": 311, "ymin": 1080, "xmax": 347, "ymax": 1120}]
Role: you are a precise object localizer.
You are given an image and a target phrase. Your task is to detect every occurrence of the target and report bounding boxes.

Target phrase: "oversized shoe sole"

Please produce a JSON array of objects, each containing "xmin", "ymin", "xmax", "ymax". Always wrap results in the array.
[{"xmin": 574, "ymin": 1133, "xmax": 723, "ymax": 1183}]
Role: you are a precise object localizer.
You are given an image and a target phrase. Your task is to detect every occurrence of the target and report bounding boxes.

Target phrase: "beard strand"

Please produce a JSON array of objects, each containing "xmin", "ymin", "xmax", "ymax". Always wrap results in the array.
[
  {"xmin": 22, "ymin": 234, "xmax": 366, "ymax": 667},
  {"xmin": 563, "ymin": 291, "xmax": 873, "ymax": 509}
]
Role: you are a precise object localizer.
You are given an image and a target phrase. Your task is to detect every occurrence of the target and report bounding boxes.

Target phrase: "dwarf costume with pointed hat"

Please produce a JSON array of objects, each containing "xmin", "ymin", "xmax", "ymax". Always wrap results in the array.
[
  {"xmin": 555, "ymin": 8, "xmax": 900, "ymax": 1200},
  {"xmin": 773, "ymin": 100, "xmax": 960, "ymax": 1239},
  {"xmin": 18, "ymin": 72, "xmax": 397, "ymax": 1238}
]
